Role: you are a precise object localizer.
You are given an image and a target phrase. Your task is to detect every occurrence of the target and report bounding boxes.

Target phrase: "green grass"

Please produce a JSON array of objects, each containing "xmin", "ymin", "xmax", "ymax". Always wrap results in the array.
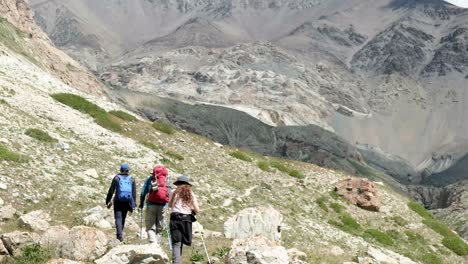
[
  {"xmin": 6, "ymin": 243, "xmax": 52, "ymax": 264},
  {"xmin": 316, "ymin": 196, "xmax": 329, "ymax": 212},
  {"xmin": 389, "ymin": 215, "xmax": 408, "ymax": 227},
  {"xmin": 257, "ymin": 160, "xmax": 270, "ymax": 171},
  {"xmin": 213, "ymin": 246, "xmax": 230, "ymax": 258},
  {"xmin": 330, "ymin": 203, "xmax": 345, "ymax": 213},
  {"xmin": 329, "ymin": 213, "xmax": 361, "ymax": 234},
  {"xmin": 190, "ymin": 250, "xmax": 205, "ymax": 261},
  {"xmin": 0, "ymin": 144, "xmax": 24, "ymax": 162},
  {"xmin": 165, "ymin": 150, "xmax": 184, "ymax": 161},
  {"xmin": 423, "ymin": 219, "xmax": 453, "ymax": 237},
  {"xmin": 442, "ymin": 236, "xmax": 468, "ymax": 256},
  {"xmin": 51, "ymin": 93, "xmax": 122, "ymax": 132},
  {"xmin": 139, "ymin": 141, "xmax": 160, "ymax": 151},
  {"xmin": 0, "ymin": 17, "xmax": 37, "ymax": 64},
  {"xmin": 420, "ymin": 253, "xmax": 443, "ymax": 264},
  {"xmin": 408, "ymin": 201, "xmax": 433, "ymax": 219},
  {"xmin": 288, "ymin": 170, "xmax": 305, "ymax": 179},
  {"xmin": 152, "ymin": 121, "xmax": 175, "ymax": 135},
  {"xmin": 229, "ymin": 151, "xmax": 252, "ymax": 162},
  {"xmin": 25, "ymin": 128, "xmax": 57, "ymax": 143},
  {"xmin": 364, "ymin": 229, "xmax": 394, "ymax": 246},
  {"xmin": 329, "ymin": 190, "xmax": 340, "ymax": 200},
  {"xmin": 108, "ymin": 110, "xmax": 137, "ymax": 121},
  {"xmin": 270, "ymin": 161, "xmax": 289, "ymax": 173},
  {"xmin": 404, "ymin": 230, "xmax": 425, "ymax": 243}
]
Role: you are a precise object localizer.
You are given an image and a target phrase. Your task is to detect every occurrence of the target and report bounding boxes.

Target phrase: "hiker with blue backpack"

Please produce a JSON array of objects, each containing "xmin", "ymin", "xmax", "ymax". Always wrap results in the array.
[
  {"xmin": 106, "ymin": 163, "xmax": 137, "ymax": 242},
  {"xmin": 139, "ymin": 165, "xmax": 172, "ymax": 244}
]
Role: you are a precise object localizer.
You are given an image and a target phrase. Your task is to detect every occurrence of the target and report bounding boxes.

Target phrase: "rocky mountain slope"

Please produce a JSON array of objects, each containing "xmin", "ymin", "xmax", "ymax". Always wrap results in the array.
[{"xmin": 0, "ymin": 28, "xmax": 467, "ymax": 263}]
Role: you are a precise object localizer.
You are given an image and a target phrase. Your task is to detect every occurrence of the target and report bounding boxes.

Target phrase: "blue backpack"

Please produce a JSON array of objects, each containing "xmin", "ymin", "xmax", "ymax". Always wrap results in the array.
[{"xmin": 117, "ymin": 175, "xmax": 133, "ymax": 202}]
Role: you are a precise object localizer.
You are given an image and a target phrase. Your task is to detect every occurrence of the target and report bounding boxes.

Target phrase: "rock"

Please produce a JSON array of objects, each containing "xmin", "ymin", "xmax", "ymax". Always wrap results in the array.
[
  {"xmin": 18, "ymin": 210, "xmax": 50, "ymax": 232},
  {"xmin": 84, "ymin": 169, "xmax": 99, "ymax": 179},
  {"xmin": 214, "ymin": 142, "xmax": 223, "ymax": 148},
  {"xmin": 329, "ymin": 246, "xmax": 345, "ymax": 256},
  {"xmin": 228, "ymin": 236, "xmax": 289, "ymax": 264},
  {"xmin": 0, "ymin": 183, "xmax": 7, "ymax": 190},
  {"xmin": 0, "ymin": 231, "xmax": 35, "ymax": 256},
  {"xmin": 46, "ymin": 259, "xmax": 85, "ymax": 264},
  {"xmin": 0, "ymin": 239, "xmax": 9, "ymax": 256},
  {"xmin": 335, "ymin": 178, "xmax": 380, "ymax": 211},
  {"xmin": 40, "ymin": 225, "xmax": 70, "ymax": 249},
  {"xmin": 366, "ymin": 247, "xmax": 418, "ymax": 264},
  {"xmin": 224, "ymin": 205, "xmax": 282, "ymax": 240},
  {"xmin": 0, "ymin": 205, "xmax": 15, "ymax": 221},
  {"xmin": 192, "ymin": 222, "xmax": 204, "ymax": 236},
  {"xmin": 95, "ymin": 243, "xmax": 169, "ymax": 264},
  {"xmin": 61, "ymin": 226, "xmax": 108, "ymax": 261},
  {"xmin": 287, "ymin": 248, "xmax": 307, "ymax": 261},
  {"xmin": 0, "ymin": 198, "xmax": 3, "ymax": 206},
  {"xmin": 83, "ymin": 206, "xmax": 113, "ymax": 230},
  {"xmin": 0, "ymin": 138, "xmax": 8, "ymax": 144},
  {"xmin": 57, "ymin": 142, "xmax": 70, "ymax": 151}
]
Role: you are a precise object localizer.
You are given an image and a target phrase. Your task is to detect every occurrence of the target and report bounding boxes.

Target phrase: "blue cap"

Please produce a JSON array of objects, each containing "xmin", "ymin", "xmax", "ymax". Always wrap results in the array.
[{"xmin": 120, "ymin": 163, "xmax": 130, "ymax": 172}]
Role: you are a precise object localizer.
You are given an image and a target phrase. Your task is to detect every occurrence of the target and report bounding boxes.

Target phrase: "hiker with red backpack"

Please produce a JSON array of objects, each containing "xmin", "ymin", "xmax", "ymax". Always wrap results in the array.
[
  {"xmin": 106, "ymin": 163, "xmax": 137, "ymax": 242},
  {"xmin": 139, "ymin": 165, "xmax": 172, "ymax": 243}
]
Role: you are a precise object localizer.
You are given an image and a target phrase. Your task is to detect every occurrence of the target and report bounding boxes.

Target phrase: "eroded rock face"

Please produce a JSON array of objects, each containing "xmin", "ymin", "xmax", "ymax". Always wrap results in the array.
[
  {"xmin": 228, "ymin": 236, "xmax": 289, "ymax": 264},
  {"xmin": 335, "ymin": 178, "xmax": 380, "ymax": 211},
  {"xmin": 224, "ymin": 205, "xmax": 282, "ymax": 240},
  {"xmin": 61, "ymin": 226, "xmax": 108, "ymax": 261},
  {"xmin": 95, "ymin": 243, "xmax": 169, "ymax": 264}
]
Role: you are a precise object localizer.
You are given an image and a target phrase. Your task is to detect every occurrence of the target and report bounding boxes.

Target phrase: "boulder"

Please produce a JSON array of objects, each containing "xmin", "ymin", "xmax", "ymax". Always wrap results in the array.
[
  {"xmin": 95, "ymin": 243, "xmax": 169, "ymax": 264},
  {"xmin": 224, "ymin": 205, "xmax": 282, "ymax": 240},
  {"xmin": 365, "ymin": 247, "xmax": 418, "ymax": 264},
  {"xmin": 335, "ymin": 178, "xmax": 380, "ymax": 211},
  {"xmin": 84, "ymin": 169, "xmax": 99, "ymax": 179},
  {"xmin": 0, "ymin": 239, "xmax": 9, "ymax": 256},
  {"xmin": 46, "ymin": 259, "xmax": 85, "ymax": 264},
  {"xmin": 228, "ymin": 236, "xmax": 289, "ymax": 264},
  {"xmin": 61, "ymin": 226, "xmax": 108, "ymax": 261},
  {"xmin": 18, "ymin": 210, "xmax": 51, "ymax": 232},
  {"xmin": 39, "ymin": 225, "xmax": 71, "ymax": 249},
  {"xmin": 83, "ymin": 206, "xmax": 113, "ymax": 230},
  {"xmin": 0, "ymin": 205, "xmax": 16, "ymax": 221},
  {"xmin": 0, "ymin": 231, "xmax": 35, "ymax": 256}
]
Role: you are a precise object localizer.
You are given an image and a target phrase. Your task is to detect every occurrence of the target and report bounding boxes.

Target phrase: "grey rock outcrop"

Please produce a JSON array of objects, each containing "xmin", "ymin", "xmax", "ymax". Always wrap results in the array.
[
  {"xmin": 227, "ymin": 236, "xmax": 289, "ymax": 264},
  {"xmin": 18, "ymin": 210, "xmax": 50, "ymax": 232},
  {"xmin": 0, "ymin": 231, "xmax": 36, "ymax": 256},
  {"xmin": 95, "ymin": 243, "xmax": 169, "ymax": 264},
  {"xmin": 224, "ymin": 205, "xmax": 282, "ymax": 240},
  {"xmin": 61, "ymin": 226, "xmax": 108, "ymax": 261},
  {"xmin": 0, "ymin": 205, "xmax": 16, "ymax": 221}
]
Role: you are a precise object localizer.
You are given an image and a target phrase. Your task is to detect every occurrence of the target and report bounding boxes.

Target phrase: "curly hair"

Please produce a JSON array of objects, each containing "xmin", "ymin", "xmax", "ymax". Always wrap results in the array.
[{"xmin": 174, "ymin": 185, "xmax": 193, "ymax": 206}]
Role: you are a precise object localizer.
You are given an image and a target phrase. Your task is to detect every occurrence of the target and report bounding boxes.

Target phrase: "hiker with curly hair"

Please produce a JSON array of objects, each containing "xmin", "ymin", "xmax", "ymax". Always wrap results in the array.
[{"xmin": 169, "ymin": 175, "xmax": 200, "ymax": 264}]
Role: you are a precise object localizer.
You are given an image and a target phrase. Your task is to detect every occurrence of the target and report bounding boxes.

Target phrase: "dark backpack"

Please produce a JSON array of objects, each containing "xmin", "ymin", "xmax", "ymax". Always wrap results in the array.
[
  {"xmin": 117, "ymin": 175, "xmax": 133, "ymax": 202},
  {"xmin": 148, "ymin": 174, "xmax": 169, "ymax": 204}
]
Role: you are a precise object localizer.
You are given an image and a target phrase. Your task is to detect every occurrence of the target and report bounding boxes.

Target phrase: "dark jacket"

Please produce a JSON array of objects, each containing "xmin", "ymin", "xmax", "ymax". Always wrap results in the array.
[{"xmin": 106, "ymin": 174, "xmax": 137, "ymax": 210}]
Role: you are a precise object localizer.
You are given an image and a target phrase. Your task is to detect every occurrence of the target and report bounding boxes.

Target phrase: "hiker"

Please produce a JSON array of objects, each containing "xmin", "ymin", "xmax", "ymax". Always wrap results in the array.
[
  {"xmin": 274, "ymin": 225, "xmax": 282, "ymax": 244},
  {"xmin": 169, "ymin": 175, "xmax": 200, "ymax": 264},
  {"xmin": 106, "ymin": 163, "xmax": 137, "ymax": 242},
  {"xmin": 139, "ymin": 165, "xmax": 172, "ymax": 243}
]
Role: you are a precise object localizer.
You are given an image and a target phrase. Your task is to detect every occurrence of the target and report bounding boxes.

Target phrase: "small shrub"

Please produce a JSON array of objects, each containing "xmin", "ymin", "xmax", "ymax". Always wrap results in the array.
[
  {"xmin": 51, "ymin": 93, "xmax": 121, "ymax": 132},
  {"xmin": 329, "ymin": 190, "xmax": 340, "ymax": 200},
  {"xmin": 330, "ymin": 203, "xmax": 345, "ymax": 214},
  {"xmin": 213, "ymin": 246, "xmax": 231, "ymax": 258},
  {"xmin": 0, "ymin": 144, "xmax": 23, "ymax": 162},
  {"xmin": 404, "ymin": 230, "xmax": 425, "ymax": 243},
  {"xmin": 152, "ymin": 121, "xmax": 175, "ymax": 135},
  {"xmin": 270, "ymin": 161, "xmax": 289, "ymax": 173},
  {"xmin": 390, "ymin": 215, "xmax": 408, "ymax": 227},
  {"xmin": 109, "ymin": 110, "xmax": 137, "ymax": 121},
  {"xmin": 190, "ymin": 250, "xmax": 205, "ymax": 261},
  {"xmin": 288, "ymin": 170, "xmax": 305, "ymax": 179},
  {"xmin": 257, "ymin": 160, "xmax": 270, "ymax": 171},
  {"xmin": 165, "ymin": 150, "xmax": 184, "ymax": 161},
  {"xmin": 316, "ymin": 196, "xmax": 328, "ymax": 212},
  {"xmin": 423, "ymin": 219, "xmax": 453, "ymax": 237},
  {"xmin": 139, "ymin": 141, "xmax": 159, "ymax": 151},
  {"xmin": 408, "ymin": 201, "xmax": 432, "ymax": 219},
  {"xmin": 25, "ymin": 128, "xmax": 57, "ymax": 143},
  {"xmin": 420, "ymin": 253, "xmax": 443, "ymax": 264},
  {"xmin": 442, "ymin": 235, "xmax": 468, "ymax": 256},
  {"xmin": 229, "ymin": 151, "xmax": 252, "ymax": 162},
  {"xmin": 364, "ymin": 229, "xmax": 394, "ymax": 246},
  {"xmin": 13, "ymin": 243, "xmax": 52, "ymax": 264}
]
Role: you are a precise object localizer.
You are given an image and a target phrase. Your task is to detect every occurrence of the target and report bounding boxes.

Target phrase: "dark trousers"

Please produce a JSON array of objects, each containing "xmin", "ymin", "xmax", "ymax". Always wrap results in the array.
[{"xmin": 114, "ymin": 204, "xmax": 130, "ymax": 241}]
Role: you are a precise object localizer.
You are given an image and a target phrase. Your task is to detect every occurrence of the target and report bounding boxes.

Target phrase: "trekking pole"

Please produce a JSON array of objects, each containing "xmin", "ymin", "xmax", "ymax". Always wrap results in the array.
[
  {"xmin": 166, "ymin": 209, "xmax": 173, "ymax": 252},
  {"xmin": 200, "ymin": 231, "xmax": 211, "ymax": 264},
  {"xmin": 139, "ymin": 208, "xmax": 143, "ymax": 245}
]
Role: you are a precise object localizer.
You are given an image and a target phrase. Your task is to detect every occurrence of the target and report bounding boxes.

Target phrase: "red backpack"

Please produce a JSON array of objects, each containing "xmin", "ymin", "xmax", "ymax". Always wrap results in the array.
[{"xmin": 148, "ymin": 165, "xmax": 169, "ymax": 204}]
